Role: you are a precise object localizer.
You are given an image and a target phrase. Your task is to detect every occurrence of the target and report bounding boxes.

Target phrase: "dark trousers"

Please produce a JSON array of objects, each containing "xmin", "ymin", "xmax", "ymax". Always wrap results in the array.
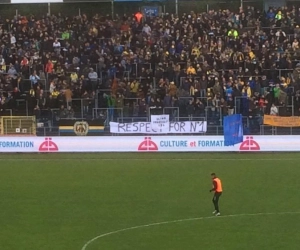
[{"xmin": 212, "ymin": 192, "xmax": 222, "ymax": 212}]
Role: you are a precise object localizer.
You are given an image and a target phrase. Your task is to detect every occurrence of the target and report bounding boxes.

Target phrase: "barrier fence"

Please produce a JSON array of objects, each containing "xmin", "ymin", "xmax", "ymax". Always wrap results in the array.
[
  {"xmin": 0, "ymin": 94, "xmax": 295, "ymax": 136},
  {"xmin": 27, "ymin": 123, "xmax": 300, "ymax": 137},
  {"xmin": 1, "ymin": 102, "xmax": 299, "ymax": 136}
]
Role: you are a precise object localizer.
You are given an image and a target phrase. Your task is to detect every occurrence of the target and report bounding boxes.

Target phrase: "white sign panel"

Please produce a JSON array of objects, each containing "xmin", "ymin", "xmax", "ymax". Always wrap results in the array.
[
  {"xmin": 11, "ymin": 0, "xmax": 63, "ymax": 3},
  {"xmin": 110, "ymin": 121, "xmax": 207, "ymax": 134},
  {"xmin": 0, "ymin": 135, "xmax": 300, "ymax": 152},
  {"xmin": 151, "ymin": 115, "xmax": 169, "ymax": 133}
]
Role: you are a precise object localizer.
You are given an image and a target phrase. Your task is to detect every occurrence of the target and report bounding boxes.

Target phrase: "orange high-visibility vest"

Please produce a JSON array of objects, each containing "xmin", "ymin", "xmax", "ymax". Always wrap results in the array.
[
  {"xmin": 135, "ymin": 12, "xmax": 143, "ymax": 23},
  {"xmin": 214, "ymin": 178, "xmax": 223, "ymax": 192}
]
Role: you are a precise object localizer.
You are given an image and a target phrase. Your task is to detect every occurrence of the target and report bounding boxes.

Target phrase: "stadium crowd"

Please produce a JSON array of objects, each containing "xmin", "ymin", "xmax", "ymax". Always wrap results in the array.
[{"xmin": 0, "ymin": 5, "xmax": 300, "ymax": 130}]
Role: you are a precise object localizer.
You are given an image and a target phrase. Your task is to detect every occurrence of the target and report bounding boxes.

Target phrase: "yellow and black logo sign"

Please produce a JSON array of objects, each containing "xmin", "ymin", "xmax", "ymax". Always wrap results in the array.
[{"xmin": 74, "ymin": 121, "xmax": 89, "ymax": 136}]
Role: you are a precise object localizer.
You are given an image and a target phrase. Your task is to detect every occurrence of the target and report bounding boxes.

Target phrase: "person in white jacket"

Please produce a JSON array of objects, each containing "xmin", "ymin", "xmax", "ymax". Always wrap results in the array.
[{"xmin": 270, "ymin": 103, "xmax": 278, "ymax": 116}]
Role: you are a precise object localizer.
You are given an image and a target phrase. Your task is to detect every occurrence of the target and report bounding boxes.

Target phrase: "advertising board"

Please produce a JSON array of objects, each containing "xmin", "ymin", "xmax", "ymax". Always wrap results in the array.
[
  {"xmin": 0, "ymin": 135, "xmax": 299, "ymax": 152},
  {"xmin": 264, "ymin": 115, "xmax": 300, "ymax": 127},
  {"xmin": 59, "ymin": 119, "xmax": 105, "ymax": 136}
]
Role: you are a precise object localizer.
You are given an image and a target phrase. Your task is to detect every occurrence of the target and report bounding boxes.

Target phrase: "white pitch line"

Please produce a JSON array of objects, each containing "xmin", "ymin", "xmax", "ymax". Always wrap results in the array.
[
  {"xmin": 81, "ymin": 211, "xmax": 300, "ymax": 250},
  {"xmin": 0, "ymin": 158, "xmax": 298, "ymax": 161}
]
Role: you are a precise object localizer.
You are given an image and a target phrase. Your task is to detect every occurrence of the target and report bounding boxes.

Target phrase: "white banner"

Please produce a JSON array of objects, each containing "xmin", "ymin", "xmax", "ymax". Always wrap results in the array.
[
  {"xmin": 0, "ymin": 135, "xmax": 300, "ymax": 152},
  {"xmin": 110, "ymin": 121, "xmax": 207, "ymax": 134},
  {"xmin": 150, "ymin": 115, "xmax": 169, "ymax": 133}
]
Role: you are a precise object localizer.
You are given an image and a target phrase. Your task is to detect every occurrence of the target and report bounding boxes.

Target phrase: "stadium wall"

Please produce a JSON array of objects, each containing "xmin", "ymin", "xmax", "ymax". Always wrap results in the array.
[{"xmin": 0, "ymin": 135, "xmax": 298, "ymax": 152}]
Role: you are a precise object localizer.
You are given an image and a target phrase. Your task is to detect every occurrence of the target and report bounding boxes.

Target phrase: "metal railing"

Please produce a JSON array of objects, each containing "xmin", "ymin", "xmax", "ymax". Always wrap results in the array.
[
  {"xmin": 117, "ymin": 117, "xmax": 149, "ymax": 123},
  {"xmin": 92, "ymin": 108, "xmax": 124, "ymax": 125},
  {"xmin": 260, "ymin": 125, "xmax": 300, "ymax": 136},
  {"xmin": 33, "ymin": 112, "xmax": 300, "ymax": 136},
  {"xmin": 163, "ymin": 107, "xmax": 179, "ymax": 121}
]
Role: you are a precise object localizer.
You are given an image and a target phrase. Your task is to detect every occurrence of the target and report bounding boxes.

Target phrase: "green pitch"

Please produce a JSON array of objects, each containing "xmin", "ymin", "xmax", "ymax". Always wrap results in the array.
[{"xmin": 0, "ymin": 153, "xmax": 300, "ymax": 250}]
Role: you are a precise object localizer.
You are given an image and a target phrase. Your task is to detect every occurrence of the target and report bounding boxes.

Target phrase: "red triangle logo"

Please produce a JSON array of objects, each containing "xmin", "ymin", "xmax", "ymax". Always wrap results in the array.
[
  {"xmin": 39, "ymin": 138, "xmax": 59, "ymax": 152},
  {"xmin": 239, "ymin": 136, "xmax": 260, "ymax": 151},
  {"xmin": 138, "ymin": 137, "xmax": 158, "ymax": 151}
]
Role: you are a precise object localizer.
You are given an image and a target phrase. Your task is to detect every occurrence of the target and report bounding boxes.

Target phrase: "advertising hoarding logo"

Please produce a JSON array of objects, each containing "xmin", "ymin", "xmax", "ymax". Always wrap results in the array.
[
  {"xmin": 138, "ymin": 137, "xmax": 158, "ymax": 151},
  {"xmin": 39, "ymin": 138, "xmax": 59, "ymax": 152},
  {"xmin": 74, "ymin": 121, "xmax": 89, "ymax": 136},
  {"xmin": 239, "ymin": 136, "xmax": 260, "ymax": 151}
]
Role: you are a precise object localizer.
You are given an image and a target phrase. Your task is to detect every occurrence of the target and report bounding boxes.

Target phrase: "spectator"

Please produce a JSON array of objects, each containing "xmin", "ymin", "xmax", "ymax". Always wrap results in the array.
[
  {"xmin": 64, "ymin": 86, "xmax": 73, "ymax": 108},
  {"xmin": 169, "ymin": 82, "xmax": 177, "ymax": 97},
  {"xmin": 7, "ymin": 65, "xmax": 18, "ymax": 80},
  {"xmin": 45, "ymin": 60, "xmax": 54, "ymax": 74},
  {"xmin": 53, "ymin": 39, "xmax": 61, "ymax": 55},
  {"xmin": 82, "ymin": 91, "xmax": 90, "ymax": 114},
  {"xmin": 220, "ymin": 98, "xmax": 228, "ymax": 117},
  {"xmin": 273, "ymin": 84, "xmax": 280, "ymax": 105},
  {"xmin": 20, "ymin": 56, "xmax": 29, "ymax": 75},
  {"xmin": 278, "ymin": 89, "xmax": 287, "ymax": 106},
  {"xmin": 138, "ymin": 98, "xmax": 147, "ymax": 117},
  {"xmin": 30, "ymin": 70, "xmax": 40, "ymax": 89},
  {"xmin": 106, "ymin": 94, "xmax": 116, "ymax": 121},
  {"xmin": 187, "ymin": 65, "xmax": 196, "ymax": 75},
  {"xmin": 270, "ymin": 104, "xmax": 279, "ymax": 116},
  {"xmin": 163, "ymin": 92, "xmax": 172, "ymax": 114},
  {"xmin": 213, "ymin": 80, "xmax": 222, "ymax": 97},
  {"xmin": 10, "ymin": 34, "xmax": 16, "ymax": 46},
  {"xmin": 0, "ymin": 55, "xmax": 5, "ymax": 72},
  {"xmin": 88, "ymin": 68, "xmax": 98, "ymax": 90},
  {"xmin": 228, "ymin": 28, "xmax": 239, "ymax": 39},
  {"xmin": 116, "ymin": 93, "xmax": 124, "ymax": 117},
  {"xmin": 34, "ymin": 105, "xmax": 41, "ymax": 121},
  {"xmin": 130, "ymin": 80, "xmax": 139, "ymax": 98},
  {"xmin": 66, "ymin": 106, "xmax": 74, "ymax": 119},
  {"xmin": 49, "ymin": 81, "xmax": 56, "ymax": 94},
  {"xmin": 142, "ymin": 24, "xmax": 151, "ymax": 35},
  {"xmin": 186, "ymin": 99, "xmax": 194, "ymax": 121},
  {"xmin": 194, "ymin": 99, "xmax": 205, "ymax": 119},
  {"xmin": 227, "ymin": 97, "xmax": 235, "ymax": 115},
  {"xmin": 59, "ymin": 105, "xmax": 67, "ymax": 118},
  {"xmin": 199, "ymin": 76, "xmax": 208, "ymax": 97},
  {"xmin": 70, "ymin": 72, "xmax": 78, "ymax": 84},
  {"xmin": 62, "ymin": 30, "xmax": 70, "ymax": 40}
]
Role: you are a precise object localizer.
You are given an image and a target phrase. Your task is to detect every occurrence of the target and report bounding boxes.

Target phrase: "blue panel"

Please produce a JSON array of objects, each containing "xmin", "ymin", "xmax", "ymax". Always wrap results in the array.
[
  {"xmin": 143, "ymin": 6, "xmax": 159, "ymax": 17},
  {"xmin": 223, "ymin": 114, "xmax": 243, "ymax": 146}
]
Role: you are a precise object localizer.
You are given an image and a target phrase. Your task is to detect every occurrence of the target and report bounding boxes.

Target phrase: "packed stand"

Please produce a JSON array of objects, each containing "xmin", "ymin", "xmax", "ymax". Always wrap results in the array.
[{"xmin": 0, "ymin": 6, "xmax": 300, "ymax": 132}]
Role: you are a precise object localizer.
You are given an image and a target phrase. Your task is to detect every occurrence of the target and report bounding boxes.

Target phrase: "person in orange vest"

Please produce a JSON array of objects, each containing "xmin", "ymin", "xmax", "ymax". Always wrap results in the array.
[
  {"xmin": 135, "ymin": 11, "xmax": 143, "ymax": 23},
  {"xmin": 210, "ymin": 173, "xmax": 223, "ymax": 216}
]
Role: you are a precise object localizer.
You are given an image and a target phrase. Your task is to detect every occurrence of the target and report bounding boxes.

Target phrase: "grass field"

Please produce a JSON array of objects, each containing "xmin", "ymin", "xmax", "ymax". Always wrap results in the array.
[{"xmin": 0, "ymin": 153, "xmax": 300, "ymax": 250}]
